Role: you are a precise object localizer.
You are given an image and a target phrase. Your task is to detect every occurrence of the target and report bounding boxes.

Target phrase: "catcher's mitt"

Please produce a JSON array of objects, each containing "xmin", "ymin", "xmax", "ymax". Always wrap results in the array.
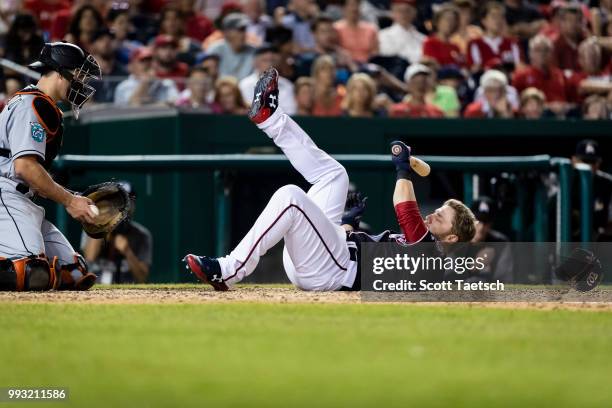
[{"xmin": 81, "ymin": 182, "xmax": 134, "ymax": 238}]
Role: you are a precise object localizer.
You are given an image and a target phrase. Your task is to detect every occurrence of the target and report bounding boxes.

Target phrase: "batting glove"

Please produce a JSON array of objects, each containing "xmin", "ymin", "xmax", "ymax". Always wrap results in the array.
[
  {"xmin": 342, "ymin": 191, "xmax": 368, "ymax": 229},
  {"xmin": 390, "ymin": 140, "xmax": 411, "ymax": 180}
]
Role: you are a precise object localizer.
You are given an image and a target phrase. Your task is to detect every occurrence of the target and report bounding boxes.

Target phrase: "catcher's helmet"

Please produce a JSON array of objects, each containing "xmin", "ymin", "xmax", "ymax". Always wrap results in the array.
[{"xmin": 29, "ymin": 42, "xmax": 101, "ymax": 119}]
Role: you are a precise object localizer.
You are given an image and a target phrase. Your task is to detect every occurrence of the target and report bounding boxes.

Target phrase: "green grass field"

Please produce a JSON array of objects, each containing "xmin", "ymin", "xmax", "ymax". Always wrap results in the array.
[{"xmin": 1, "ymin": 289, "xmax": 612, "ymax": 407}]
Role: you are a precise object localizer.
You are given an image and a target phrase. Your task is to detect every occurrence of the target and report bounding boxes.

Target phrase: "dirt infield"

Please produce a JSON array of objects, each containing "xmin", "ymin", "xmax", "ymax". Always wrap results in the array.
[{"xmin": 1, "ymin": 285, "xmax": 612, "ymax": 310}]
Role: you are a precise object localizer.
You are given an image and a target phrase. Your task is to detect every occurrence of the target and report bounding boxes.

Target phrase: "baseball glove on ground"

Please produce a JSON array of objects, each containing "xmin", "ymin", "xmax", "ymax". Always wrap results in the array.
[{"xmin": 81, "ymin": 182, "xmax": 133, "ymax": 238}]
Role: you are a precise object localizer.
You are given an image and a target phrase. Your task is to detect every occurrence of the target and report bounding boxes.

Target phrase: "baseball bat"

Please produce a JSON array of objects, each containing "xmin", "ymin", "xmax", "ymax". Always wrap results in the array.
[{"xmin": 410, "ymin": 156, "xmax": 431, "ymax": 177}]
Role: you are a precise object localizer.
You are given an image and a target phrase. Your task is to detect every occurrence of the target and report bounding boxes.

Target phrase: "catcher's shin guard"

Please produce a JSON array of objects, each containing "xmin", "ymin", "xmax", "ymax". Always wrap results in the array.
[
  {"xmin": 55, "ymin": 254, "xmax": 97, "ymax": 291},
  {"xmin": 0, "ymin": 255, "xmax": 53, "ymax": 291}
]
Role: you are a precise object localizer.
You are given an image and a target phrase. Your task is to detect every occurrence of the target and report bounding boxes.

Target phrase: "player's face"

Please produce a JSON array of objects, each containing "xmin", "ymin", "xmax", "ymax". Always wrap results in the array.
[
  {"xmin": 54, "ymin": 72, "xmax": 71, "ymax": 101},
  {"xmin": 425, "ymin": 205, "xmax": 457, "ymax": 242}
]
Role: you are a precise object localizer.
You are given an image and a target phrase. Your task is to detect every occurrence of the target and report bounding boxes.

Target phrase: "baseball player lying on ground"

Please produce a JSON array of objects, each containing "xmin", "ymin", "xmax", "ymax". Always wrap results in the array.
[{"xmin": 184, "ymin": 68, "xmax": 476, "ymax": 291}]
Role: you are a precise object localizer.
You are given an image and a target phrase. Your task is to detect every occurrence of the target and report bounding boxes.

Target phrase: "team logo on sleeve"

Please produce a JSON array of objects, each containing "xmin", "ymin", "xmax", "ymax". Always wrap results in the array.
[{"xmin": 30, "ymin": 122, "xmax": 46, "ymax": 143}]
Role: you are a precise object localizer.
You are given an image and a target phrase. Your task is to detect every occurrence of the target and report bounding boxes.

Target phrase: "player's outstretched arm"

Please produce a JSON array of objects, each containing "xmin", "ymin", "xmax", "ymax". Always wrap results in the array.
[
  {"xmin": 390, "ymin": 141, "xmax": 417, "ymax": 205},
  {"xmin": 390, "ymin": 141, "xmax": 429, "ymax": 242},
  {"xmin": 14, "ymin": 156, "xmax": 96, "ymax": 223},
  {"xmin": 393, "ymin": 179, "xmax": 416, "ymax": 206}
]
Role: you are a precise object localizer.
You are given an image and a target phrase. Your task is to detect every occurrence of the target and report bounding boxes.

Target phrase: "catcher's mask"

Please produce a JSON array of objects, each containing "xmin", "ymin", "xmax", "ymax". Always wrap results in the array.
[
  {"xmin": 29, "ymin": 42, "xmax": 102, "ymax": 119},
  {"xmin": 63, "ymin": 55, "xmax": 101, "ymax": 119}
]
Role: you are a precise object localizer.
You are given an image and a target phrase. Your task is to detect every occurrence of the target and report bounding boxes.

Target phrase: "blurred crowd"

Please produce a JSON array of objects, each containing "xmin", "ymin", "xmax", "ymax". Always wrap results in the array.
[{"xmin": 0, "ymin": 0, "xmax": 611, "ymax": 119}]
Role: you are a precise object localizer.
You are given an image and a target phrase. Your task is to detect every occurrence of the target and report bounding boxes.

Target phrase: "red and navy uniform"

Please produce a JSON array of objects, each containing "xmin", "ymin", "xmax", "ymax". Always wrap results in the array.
[{"xmin": 346, "ymin": 200, "xmax": 445, "ymax": 287}]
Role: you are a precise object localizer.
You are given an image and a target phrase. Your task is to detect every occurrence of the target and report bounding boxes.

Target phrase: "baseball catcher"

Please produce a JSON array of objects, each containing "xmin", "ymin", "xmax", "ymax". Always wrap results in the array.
[
  {"xmin": 184, "ymin": 68, "xmax": 476, "ymax": 291},
  {"xmin": 0, "ymin": 41, "xmax": 126, "ymax": 292}
]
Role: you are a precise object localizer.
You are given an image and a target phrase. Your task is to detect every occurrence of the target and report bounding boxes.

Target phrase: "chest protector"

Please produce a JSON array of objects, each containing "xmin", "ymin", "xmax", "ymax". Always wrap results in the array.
[{"xmin": 14, "ymin": 88, "xmax": 64, "ymax": 169}]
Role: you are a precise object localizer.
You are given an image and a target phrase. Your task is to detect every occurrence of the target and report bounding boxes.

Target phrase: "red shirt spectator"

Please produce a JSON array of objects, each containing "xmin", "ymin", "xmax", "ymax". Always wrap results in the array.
[
  {"xmin": 464, "ymin": 100, "xmax": 516, "ymax": 118},
  {"xmin": 152, "ymin": 35, "xmax": 189, "ymax": 89},
  {"xmin": 553, "ymin": 33, "xmax": 585, "ymax": 72},
  {"xmin": 463, "ymin": 101, "xmax": 488, "ymax": 118},
  {"xmin": 177, "ymin": 0, "xmax": 214, "ymax": 42},
  {"xmin": 24, "ymin": 0, "xmax": 70, "ymax": 34},
  {"xmin": 468, "ymin": 2, "xmax": 521, "ymax": 71},
  {"xmin": 565, "ymin": 40, "xmax": 612, "ymax": 104},
  {"xmin": 423, "ymin": 35, "xmax": 464, "ymax": 67},
  {"xmin": 185, "ymin": 12, "xmax": 214, "ymax": 42},
  {"xmin": 552, "ymin": 5, "xmax": 586, "ymax": 72},
  {"xmin": 423, "ymin": 3, "xmax": 464, "ymax": 67},
  {"xmin": 467, "ymin": 37, "xmax": 521, "ymax": 71},
  {"xmin": 512, "ymin": 66, "xmax": 566, "ymax": 102},
  {"xmin": 389, "ymin": 101, "xmax": 444, "ymax": 118},
  {"xmin": 49, "ymin": 8, "xmax": 71, "ymax": 40}
]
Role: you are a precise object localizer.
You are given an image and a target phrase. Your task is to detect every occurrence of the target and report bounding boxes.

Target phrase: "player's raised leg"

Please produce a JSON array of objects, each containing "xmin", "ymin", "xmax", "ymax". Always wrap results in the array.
[{"xmin": 249, "ymin": 68, "xmax": 349, "ymax": 224}]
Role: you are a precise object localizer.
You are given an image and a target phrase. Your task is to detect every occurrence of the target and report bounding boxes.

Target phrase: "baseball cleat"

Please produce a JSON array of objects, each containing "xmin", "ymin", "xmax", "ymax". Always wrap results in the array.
[
  {"xmin": 248, "ymin": 67, "xmax": 279, "ymax": 124},
  {"xmin": 183, "ymin": 254, "xmax": 228, "ymax": 291}
]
